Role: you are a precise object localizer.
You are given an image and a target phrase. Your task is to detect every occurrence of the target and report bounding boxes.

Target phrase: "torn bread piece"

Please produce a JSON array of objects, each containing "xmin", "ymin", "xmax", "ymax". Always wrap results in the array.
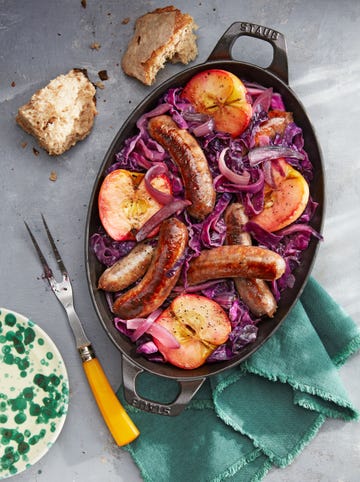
[
  {"xmin": 121, "ymin": 6, "xmax": 198, "ymax": 86},
  {"xmin": 16, "ymin": 69, "xmax": 97, "ymax": 156}
]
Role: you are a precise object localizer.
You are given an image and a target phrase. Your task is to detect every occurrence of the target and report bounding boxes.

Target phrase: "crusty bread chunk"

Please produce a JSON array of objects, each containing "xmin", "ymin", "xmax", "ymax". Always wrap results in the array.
[
  {"xmin": 16, "ymin": 69, "xmax": 97, "ymax": 156},
  {"xmin": 121, "ymin": 6, "xmax": 198, "ymax": 86}
]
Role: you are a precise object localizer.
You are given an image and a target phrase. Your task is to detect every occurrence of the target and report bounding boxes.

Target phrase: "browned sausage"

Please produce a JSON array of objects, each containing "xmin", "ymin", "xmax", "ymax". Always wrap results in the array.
[
  {"xmin": 225, "ymin": 203, "xmax": 277, "ymax": 317},
  {"xmin": 147, "ymin": 115, "xmax": 216, "ymax": 220},
  {"xmin": 225, "ymin": 203, "xmax": 252, "ymax": 246},
  {"xmin": 186, "ymin": 245, "xmax": 286, "ymax": 286},
  {"xmin": 232, "ymin": 277, "xmax": 277, "ymax": 317},
  {"xmin": 98, "ymin": 241, "xmax": 155, "ymax": 292},
  {"xmin": 113, "ymin": 218, "xmax": 188, "ymax": 319}
]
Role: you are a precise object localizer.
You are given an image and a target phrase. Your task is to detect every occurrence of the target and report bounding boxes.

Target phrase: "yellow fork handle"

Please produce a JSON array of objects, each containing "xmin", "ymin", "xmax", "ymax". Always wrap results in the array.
[{"xmin": 82, "ymin": 357, "xmax": 140, "ymax": 446}]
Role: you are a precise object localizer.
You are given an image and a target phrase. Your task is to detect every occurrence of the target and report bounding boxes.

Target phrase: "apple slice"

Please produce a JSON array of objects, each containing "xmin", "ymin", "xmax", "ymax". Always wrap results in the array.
[
  {"xmin": 98, "ymin": 169, "xmax": 171, "ymax": 241},
  {"xmin": 153, "ymin": 294, "xmax": 231, "ymax": 369},
  {"xmin": 181, "ymin": 69, "xmax": 252, "ymax": 138},
  {"xmin": 251, "ymin": 159, "xmax": 310, "ymax": 232}
]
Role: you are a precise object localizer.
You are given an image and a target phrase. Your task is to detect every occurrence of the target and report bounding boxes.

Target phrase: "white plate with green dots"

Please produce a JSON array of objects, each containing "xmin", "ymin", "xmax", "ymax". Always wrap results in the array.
[{"xmin": 0, "ymin": 308, "xmax": 69, "ymax": 479}]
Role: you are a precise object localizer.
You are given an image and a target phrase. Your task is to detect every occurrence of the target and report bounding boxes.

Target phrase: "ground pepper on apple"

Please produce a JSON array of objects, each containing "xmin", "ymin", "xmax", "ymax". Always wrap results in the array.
[
  {"xmin": 251, "ymin": 158, "xmax": 309, "ymax": 232},
  {"xmin": 181, "ymin": 69, "xmax": 253, "ymax": 137},
  {"xmin": 153, "ymin": 294, "xmax": 232, "ymax": 370},
  {"xmin": 96, "ymin": 69, "xmax": 314, "ymax": 369}
]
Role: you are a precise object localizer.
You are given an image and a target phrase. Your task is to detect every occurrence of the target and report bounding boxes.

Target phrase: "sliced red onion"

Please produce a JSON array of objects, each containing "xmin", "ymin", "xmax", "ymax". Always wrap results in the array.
[
  {"xmin": 136, "ymin": 199, "xmax": 192, "ymax": 242},
  {"xmin": 136, "ymin": 341, "xmax": 159, "ymax": 355},
  {"xmin": 183, "ymin": 111, "xmax": 215, "ymax": 137},
  {"xmin": 130, "ymin": 309, "xmax": 162, "ymax": 342},
  {"xmin": 183, "ymin": 111, "xmax": 209, "ymax": 123},
  {"xmin": 105, "ymin": 291, "xmax": 114, "ymax": 313},
  {"xmin": 244, "ymin": 82, "xmax": 267, "ymax": 95},
  {"xmin": 114, "ymin": 317, "xmax": 134, "ymax": 337},
  {"xmin": 248, "ymin": 146, "xmax": 305, "ymax": 166},
  {"xmin": 148, "ymin": 323, "xmax": 180, "ymax": 349},
  {"xmin": 116, "ymin": 310, "xmax": 179, "ymax": 349},
  {"xmin": 114, "ymin": 317, "xmax": 127, "ymax": 327},
  {"xmin": 247, "ymin": 87, "xmax": 266, "ymax": 96},
  {"xmin": 192, "ymin": 119, "xmax": 214, "ymax": 137},
  {"xmin": 218, "ymin": 148, "xmax": 250, "ymax": 185},
  {"xmin": 173, "ymin": 279, "xmax": 226, "ymax": 293},
  {"xmin": 136, "ymin": 102, "xmax": 171, "ymax": 132},
  {"xmin": 262, "ymin": 159, "xmax": 276, "ymax": 187},
  {"xmin": 130, "ymin": 319, "xmax": 154, "ymax": 342},
  {"xmin": 251, "ymin": 88, "xmax": 273, "ymax": 114},
  {"xmin": 126, "ymin": 318, "xmax": 145, "ymax": 330},
  {"xmin": 214, "ymin": 169, "xmax": 264, "ymax": 194},
  {"xmin": 144, "ymin": 163, "xmax": 174, "ymax": 205}
]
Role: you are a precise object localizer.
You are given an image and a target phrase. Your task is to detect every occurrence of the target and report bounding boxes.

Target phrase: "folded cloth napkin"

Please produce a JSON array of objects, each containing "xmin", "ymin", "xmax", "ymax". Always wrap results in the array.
[{"xmin": 117, "ymin": 277, "xmax": 360, "ymax": 481}]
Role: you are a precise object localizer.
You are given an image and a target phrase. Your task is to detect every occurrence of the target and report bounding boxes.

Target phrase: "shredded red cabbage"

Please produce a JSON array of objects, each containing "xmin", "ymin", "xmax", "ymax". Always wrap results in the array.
[
  {"xmin": 91, "ymin": 78, "xmax": 322, "ymax": 364},
  {"xmin": 90, "ymin": 231, "xmax": 136, "ymax": 267}
]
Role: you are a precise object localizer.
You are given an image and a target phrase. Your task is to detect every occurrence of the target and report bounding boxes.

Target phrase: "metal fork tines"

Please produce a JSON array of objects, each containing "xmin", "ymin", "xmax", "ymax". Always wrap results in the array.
[
  {"xmin": 25, "ymin": 215, "xmax": 91, "ymax": 353},
  {"xmin": 25, "ymin": 215, "xmax": 140, "ymax": 445}
]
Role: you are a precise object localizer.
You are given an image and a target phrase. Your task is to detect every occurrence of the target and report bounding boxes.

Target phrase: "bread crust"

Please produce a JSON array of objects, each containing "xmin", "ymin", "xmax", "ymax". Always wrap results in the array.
[
  {"xmin": 16, "ymin": 69, "xmax": 97, "ymax": 156},
  {"xmin": 121, "ymin": 6, "xmax": 198, "ymax": 85}
]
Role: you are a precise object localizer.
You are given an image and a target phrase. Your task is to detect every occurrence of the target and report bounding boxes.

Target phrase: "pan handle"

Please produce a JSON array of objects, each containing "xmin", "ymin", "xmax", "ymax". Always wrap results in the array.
[
  {"xmin": 121, "ymin": 355, "xmax": 205, "ymax": 416},
  {"xmin": 207, "ymin": 21, "xmax": 289, "ymax": 85}
]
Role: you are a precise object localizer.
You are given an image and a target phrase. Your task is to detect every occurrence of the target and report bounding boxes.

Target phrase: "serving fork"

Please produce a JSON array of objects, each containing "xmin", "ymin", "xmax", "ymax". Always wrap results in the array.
[{"xmin": 25, "ymin": 214, "xmax": 140, "ymax": 446}]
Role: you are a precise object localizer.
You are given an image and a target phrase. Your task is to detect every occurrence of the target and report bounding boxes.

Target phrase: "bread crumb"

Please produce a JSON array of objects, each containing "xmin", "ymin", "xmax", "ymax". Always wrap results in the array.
[
  {"xmin": 90, "ymin": 42, "xmax": 101, "ymax": 50},
  {"xmin": 95, "ymin": 81, "xmax": 105, "ymax": 89},
  {"xmin": 11, "ymin": 81, "xmax": 16, "ymax": 87},
  {"xmin": 21, "ymin": 141, "xmax": 27, "ymax": 149},
  {"xmin": 122, "ymin": 17, "xmax": 130, "ymax": 25},
  {"xmin": 49, "ymin": 171, "xmax": 57, "ymax": 181},
  {"xmin": 121, "ymin": 6, "xmax": 198, "ymax": 85},
  {"xmin": 81, "ymin": 0, "xmax": 87, "ymax": 8},
  {"xmin": 16, "ymin": 69, "xmax": 97, "ymax": 156},
  {"xmin": 98, "ymin": 70, "xmax": 108, "ymax": 81},
  {"xmin": 33, "ymin": 147, "xmax": 39, "ymax": 156}
]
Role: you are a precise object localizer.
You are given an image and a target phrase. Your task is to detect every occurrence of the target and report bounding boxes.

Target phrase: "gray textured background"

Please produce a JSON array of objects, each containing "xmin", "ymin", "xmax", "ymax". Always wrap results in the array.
[{"xmin": 1, "ymin": 0, "xmax": 359, "ymax": 480}]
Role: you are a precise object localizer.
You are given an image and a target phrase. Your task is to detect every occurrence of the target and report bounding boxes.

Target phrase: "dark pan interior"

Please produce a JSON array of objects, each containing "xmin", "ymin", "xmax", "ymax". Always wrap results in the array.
[{"xmin": 85, "ymin": 59, "xmax": 325, "ymax": 382}]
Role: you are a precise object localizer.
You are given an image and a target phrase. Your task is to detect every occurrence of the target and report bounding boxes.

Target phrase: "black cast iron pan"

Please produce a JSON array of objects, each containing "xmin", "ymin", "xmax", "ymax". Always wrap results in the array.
[{"xmin": 85, "ymin": 22, "xmax": 325, "ymax": 415}]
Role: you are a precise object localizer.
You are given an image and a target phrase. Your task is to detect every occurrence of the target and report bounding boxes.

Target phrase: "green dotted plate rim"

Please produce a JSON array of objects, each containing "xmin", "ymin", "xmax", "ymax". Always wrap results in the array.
[{"xmin": 0, "ymin": 307, "xmax": 69, "ymax": 479}]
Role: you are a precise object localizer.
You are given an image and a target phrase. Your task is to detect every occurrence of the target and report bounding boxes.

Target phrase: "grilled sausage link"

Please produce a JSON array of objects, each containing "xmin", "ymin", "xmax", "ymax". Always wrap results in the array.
[
  {"xmin": 225, "ymin": 203, "xmax": 252, "ymax": 246},
  {"xmin": 225, "ymin": 203, "xmax": 277, "ymax": 317},
  {"xmin": 147, "ymin": 115, "xmax": 216, "ymax": 220},
  {"xmin": 187, "ymin": 245, "xmax": 286, "ymax": 286},
  {"xmin": 112, "ymin": 218, "xmax": 188, "ymax": 319},
  {"xmin": 98, "ymin": 241, "xmax": 155, "ymax": 292}
]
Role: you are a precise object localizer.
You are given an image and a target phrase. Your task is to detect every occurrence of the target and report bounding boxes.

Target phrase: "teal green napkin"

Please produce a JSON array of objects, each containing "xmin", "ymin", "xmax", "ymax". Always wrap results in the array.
[{"xmin": 117, "ymin": 277, "xmax": 360, "ymax": 481}]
